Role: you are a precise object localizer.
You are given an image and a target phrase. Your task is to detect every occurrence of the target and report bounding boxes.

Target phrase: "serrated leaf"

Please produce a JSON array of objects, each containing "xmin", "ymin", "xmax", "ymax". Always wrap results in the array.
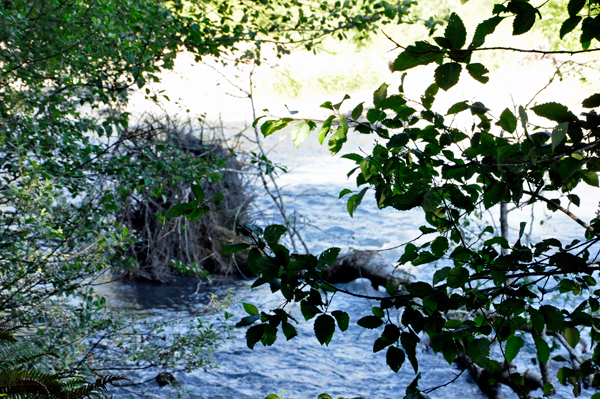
[
  {"xmin": 445, "ymin": 13, "xmax": 467, "ymax": 49},
  {"xmin": 290, "ymin": 121, "xmax": 312, "ymax": 148},
  {"xmin": 564, "ymin": 327, "xmax": 580, "ymax": 348},
  {"xmin": 466, "ymin": 63, "xmax": 489, "ymax": 83},
  {"xmin": 300, "ymin": 301, "xmax": 322, "ymax": 321},
  {"xmin": 386, "ymin": 346, "xmax": 405, "ymax": 372},
  {"xmin": 434, "ymin": 63, "xmax": 462, "ymax": 91},
  {"xmin": 392, "ymin": 42, "xmax": 441, "ymax": 72},
  {"xmin": 246, "ymin": 324, "xmax": 264, "ymax": 349},
  {"xmin": 531, "ymin": 102, "xmax": 577, "ymax": 122},
  {"xmin": 282, "ymin": 322, "xmax": 298, "ymax": 340},
  {"xmin": 504, "ymin": 336, "xmax": 524, "ymax": 363},
  {"xmin": 331, "ymin": 310, "xmax": 350, "ymax": 331},
  {"xmin": 261, "ymin": 118, "xmax": 293, "ymax": 137},
  {"xmin": 314, "ymin": 314, "xmax": 335, "ymax": 345},
  {"xmin": 357, "ymin": 315, "xmax": 383, "ymax": 329},
  {"xmin": 568, "ymin": 0, "xmax": 586, "ymax": 17},
  {"xmin": 534, "ymin": 336, "xmax": 550, "ymax": 364},
  {"xmin": 513, "ymin": 7, "xmax": 536, "ymax": 35},
  {"xmin": 328, "ymin": 126, "xmax": 347, "ymax": 155},
  {"xmin": 551, "ymin": 122, "xmax": 569, "ymax": 151},
  {"xmin": 471, "ymin": 16, "xmax": 504, "ymax": 47},
  {"xmin": 583, "ymin": 93, "xmax": 600, "ymax": 108},
  {"xmin": 560, "ymin": 16, "xmax": 582, "ymax": 39},
  {"xmin": 447, "ymin": 101, "xmax": 469, "ymax": 115}
]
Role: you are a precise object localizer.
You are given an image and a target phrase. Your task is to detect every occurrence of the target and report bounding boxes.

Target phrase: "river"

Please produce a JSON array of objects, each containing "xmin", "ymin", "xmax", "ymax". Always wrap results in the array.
[{"xmin": 105, "ymin": 125, "xmax": 599, "ymax": 399}]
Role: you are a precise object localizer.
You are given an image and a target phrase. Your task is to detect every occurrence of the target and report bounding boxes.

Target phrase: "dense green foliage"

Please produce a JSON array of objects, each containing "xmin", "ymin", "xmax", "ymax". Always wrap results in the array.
[
  {"xmin": 0, "ymin": 0, "xmax": 421, "ymax": 394},
  {"xmin": 203, "ymin": 0, "xmax": 600, "ymax": 398}
]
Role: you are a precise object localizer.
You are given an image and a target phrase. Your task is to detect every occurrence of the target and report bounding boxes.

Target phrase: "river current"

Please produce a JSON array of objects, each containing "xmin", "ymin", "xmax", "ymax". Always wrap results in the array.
[{"xmin": 107, "ymin": 127, "xmax": 599, "ymax": 399}]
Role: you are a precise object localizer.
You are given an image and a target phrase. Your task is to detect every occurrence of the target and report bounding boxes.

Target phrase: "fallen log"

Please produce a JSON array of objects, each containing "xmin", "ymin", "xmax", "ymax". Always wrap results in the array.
[{"xmin": 322, "ymin": 250, "xmax": 412, "ymax": 289}]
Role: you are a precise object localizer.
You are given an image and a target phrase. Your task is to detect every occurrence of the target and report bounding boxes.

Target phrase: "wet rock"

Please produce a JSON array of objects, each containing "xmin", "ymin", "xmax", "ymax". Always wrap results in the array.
[{"xmin": 156, "ymin": 372, "xmax": 179, "ymax": 387}]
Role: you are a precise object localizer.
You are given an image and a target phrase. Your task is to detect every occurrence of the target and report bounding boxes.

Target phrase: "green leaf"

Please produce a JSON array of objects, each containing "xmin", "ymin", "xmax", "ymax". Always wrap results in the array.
[
  {"xmin": 352, "ymin": 102, "xmax": 364, "ymax": 120},
  {"xmin": 445, "ymin": 13, "xmax": 467, "ymax": 49},
  {"xmin": 531, "ymin": 102, "xmax": 577, "ymax": 122},
  {"xmin": 320, "ymin": 101, "xmax": 334, "ymax": 110},
  {"xmin": 243, "ymin": 302, "xmax": 259, "ymax": 315},
  {"xmin": 208, "ymin": 192, "xmax": 225, "ymax": 202},
  {"xmin": 186, "ymin": 206, "xmax": 208, "ymax": 222},
  {"xmin": 433, "ymin": 266, "xmax": 451, "ymax": 285},
  {"xmin": 252, "ymin": 115, "xmax": 266, "ymax": 127},
  {"xmin": 447, "ymin": 101, "xmax": 469, "ymax": 115},
  {"xmin": 236, "ymin": 314, "xmax": 260, "ymax": 327},
  {"xmin": 328, "ymin": 126, "xmax": 347, "ymax": 155},
  {"xmin": 581, "ymin": 171, "xmax": 599, "ymax": 187},
  {"xmin": 504, "ymin": 336, "xmax": 524, "ymax": 363},
  {"xmin": 466, "ymin": 63, "xmax": 489, "ymax": 83},
  {"xmin": 347, "ymin": 187, "xmax": 368, "ymax": 217},
  {"xmin": 357, "ymin": 315, "xmax": 383, "ymax": 329},
  {"xmin": 318, "ymin": 115, "xmax": 335, "ymax": 144},
  {"xmin": 534, "ymin": 336, "xmax": 551, "ymax": 364},
  {"xmin": 388, "ymin": 133, "xmax": 410, "ymax": 148},
  {"xmin": 290, "ymin": 121, "xmax": 312, "ymax": 148},
  {"xmin": 434, "ymin": 63, "xmax": 462, "ymax": 91},
  {"xmin": 222, "ymin": 243, "xmax": 250, "ymax": 255},
  {"xmin": 165, "ymin": 202, "xmax": 195, "ymax": 218},
  {"xmin": 499, "ymin": 108, "xmax": 518, "ymax": 133},
  {"xmin": 317, "ymin": 395, "xmax": 333, "ymax": 399},
  {"xmin": 560, "ymin": 16, "xmax": 582, "ymax": 39},
  {"xmin": 512, "ymin": 6, "xmax": 537, "ymax": 35},
  {"xmin": 191, "ymin": 183, "xmax": 205, "ymax": 201},
  {"xmin": 300, "ymin": 301, "xmax": 322, "ymax": 321},
  {"xmin": 431, "ymin": 236, "xmax": 449, "ymax": 257},
  {"xmin": 314, "ymin": 314, "xmax": 335, "ymax": 345},
  {"xmin": 317, "ymin": 247, "xmax": 341, "ymax": 270},
  {"xmin": 331, "ymin": 310, "xmax": 350, "ymax": 331},
  {"xmin": 471, "ymin": 16, "xmax": 504, "ymax": 47},
  {"xmin": 373, "ymin": 83, "xmax": 389, "ymax": 108},
  {"xmin": 339, "ymin": 188, "xmax": 352, "ymax": 199},
  {"xmin": 264, "ymin": 224, "xmax": 287, "ymax": 246},
  {"xmin": 392, "ymin": 42, "xmax": 442, "ymax": 72},
  {"xmin": 282, "ymin": 322, "xmax": 298, "ymax": 340},
  {"xmin": 568, "ymin": 0, "xmax": 586, "ymax": 17},
  {"xmin": 583, "ymin": 93, "xmax": 600, "ymax": 108},
  {"xmin": 564, "ymin": 327, "xmax": 580, "ymax": 348},
  {"xmin": 261, "ymin": 118, "xmax": 293, "ymax": 137},
  {"xmin": 246, "ymin": 324, "xmax": 264, "ymax": 349},
  {"xmin": 386, "ymin": 346, "xmax": 405, "ymax": 372},
  {"xmin": 442, "ymin": 339, "xmax": 457, "ymax": 364},
  {"xmin": 551, "ymin": 122, "xmax": 569, "ymax": 151}
]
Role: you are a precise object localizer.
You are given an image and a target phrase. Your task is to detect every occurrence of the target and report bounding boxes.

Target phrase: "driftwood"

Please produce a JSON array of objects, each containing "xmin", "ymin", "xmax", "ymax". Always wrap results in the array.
[{"xmin": 322, "ymin": 251, "xmax": 412, "ymax": 289}]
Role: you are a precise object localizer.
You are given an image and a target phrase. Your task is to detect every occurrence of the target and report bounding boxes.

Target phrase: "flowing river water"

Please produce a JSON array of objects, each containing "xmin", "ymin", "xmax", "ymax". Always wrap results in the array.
[{"xmin": 105, "ymin": 128, "xmax": 600, "ymax": 399}]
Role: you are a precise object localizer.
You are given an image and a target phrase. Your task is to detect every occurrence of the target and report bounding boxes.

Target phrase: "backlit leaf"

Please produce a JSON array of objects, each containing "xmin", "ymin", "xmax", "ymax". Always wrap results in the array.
[
  {"xmin": 434, "ymin": 63, "xmax": 462, "ymax": 91},
  {"xmin": 314, "ymin": 314, "xmax": 335, "ymax": 345}
]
